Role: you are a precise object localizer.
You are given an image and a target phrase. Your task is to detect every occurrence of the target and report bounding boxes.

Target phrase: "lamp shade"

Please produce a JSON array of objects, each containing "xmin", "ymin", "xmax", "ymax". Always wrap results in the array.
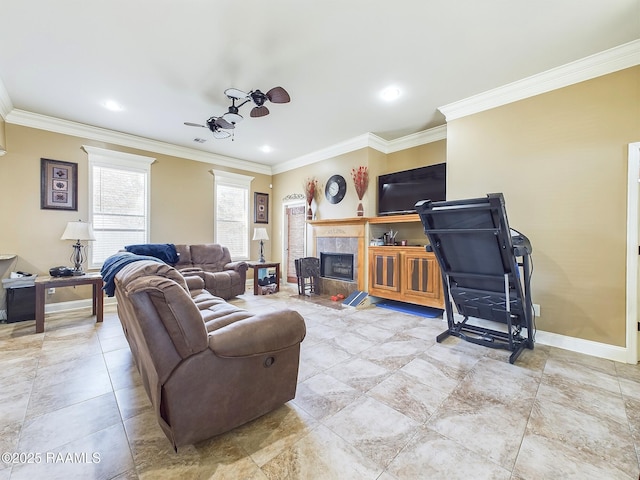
[
  {"xmin": 61, "ymin": 221, "xmax": 96, "ymax": 241},
  {"xmin": 252, "ymin": 227, "xmax": 269, "ymax": 241}
]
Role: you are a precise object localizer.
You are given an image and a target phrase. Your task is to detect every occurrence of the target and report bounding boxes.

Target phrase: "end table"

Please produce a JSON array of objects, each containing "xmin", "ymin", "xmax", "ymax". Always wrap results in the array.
[
  {"xmin": 34, "ymin": 273, "xmax": 104, "ymax": 333},
  {"xmin": 247, "ymin": 261, "xmax": 280, "ymax": 295}
]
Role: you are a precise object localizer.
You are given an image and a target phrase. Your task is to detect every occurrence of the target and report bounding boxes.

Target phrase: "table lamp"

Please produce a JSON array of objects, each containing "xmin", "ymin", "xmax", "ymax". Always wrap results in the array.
[
  {"xmin": 61, "ymin": 221, "xmax": 96, "ymax": 275},
  {"xmin": 252, "ymin": 227, "xmax": 269, "ymax": 263}
]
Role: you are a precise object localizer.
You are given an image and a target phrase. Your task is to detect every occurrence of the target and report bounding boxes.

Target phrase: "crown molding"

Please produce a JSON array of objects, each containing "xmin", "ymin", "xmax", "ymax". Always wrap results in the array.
[
  {"xmin": 4, "ymin": 109, "xmax": 272, "ymax": 175},
  {"xmin": 272, "ymin": 133, "xmax": 384, "ymax": 174},
  {"xmin": 271, "ymin": 126, "xmax": 447, "ymax": 174},
  {"xmin": 6, "ymin": 41, "xmax": 633, "ymax": 175},
  {"xmin": 439, "ymin": 39, "xmax": 640, "ymax": 122},
  {"xmin": 385, "ymin": 125, "xmax": 447, "ymax": 153},
  {"xmin": 0, "ymin": 77, "xmax": 13, "ymax": 120}
]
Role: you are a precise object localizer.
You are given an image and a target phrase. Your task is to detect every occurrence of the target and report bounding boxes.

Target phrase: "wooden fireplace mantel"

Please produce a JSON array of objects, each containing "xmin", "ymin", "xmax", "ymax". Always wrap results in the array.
[{"xmin": 307, "ymin": 217, "xmax": 369, "ymax": 226}]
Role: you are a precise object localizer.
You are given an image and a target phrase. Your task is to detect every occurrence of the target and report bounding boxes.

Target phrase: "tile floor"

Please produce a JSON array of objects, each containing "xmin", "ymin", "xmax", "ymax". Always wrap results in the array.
[{"xmin": 1, "ymin": 285, "xmax": 639, "ymax": 479}]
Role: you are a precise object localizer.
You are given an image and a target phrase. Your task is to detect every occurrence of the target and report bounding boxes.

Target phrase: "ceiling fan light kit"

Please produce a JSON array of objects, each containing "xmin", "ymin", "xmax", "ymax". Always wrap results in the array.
[{"xmin": 185, "ymin": 86, "xmax": 290, "ymax": 139}]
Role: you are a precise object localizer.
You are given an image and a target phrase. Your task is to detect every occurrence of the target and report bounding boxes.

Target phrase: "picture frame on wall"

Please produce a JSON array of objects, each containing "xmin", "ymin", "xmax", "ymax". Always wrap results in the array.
[
  {"xmin": 41, "ymin": 158, "xmax": 78, "ymax": 211},
  {"xmin": 254, "ymin": 192, "xmax": 269, "ymax": 224}
]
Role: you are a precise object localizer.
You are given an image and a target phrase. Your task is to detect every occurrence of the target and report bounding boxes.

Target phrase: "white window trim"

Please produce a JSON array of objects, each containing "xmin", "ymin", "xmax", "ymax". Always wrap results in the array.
[
  {"xmin": 211, "ymin": 169, "xmax": 254, "ymax": 260},
  {"xmin": 83, "ymin": 146, "xmax": 155, "ymax": 268}
]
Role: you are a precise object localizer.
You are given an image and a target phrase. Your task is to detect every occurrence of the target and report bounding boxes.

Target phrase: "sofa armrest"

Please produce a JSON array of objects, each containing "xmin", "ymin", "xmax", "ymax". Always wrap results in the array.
[
  {"xmin": 178, "ymin": 267, "xmax": 206, "ymax": 291},
  {"xmin": 184, "ymin": 275, "xmax": 205, "ymax": 291},
  {"xmin": 208, "ymin": 310, "xmax": 306, "ymax": 357},
  {"xmin": 224, "ymin": 261, "xmax": 248, "ymax": 273}
]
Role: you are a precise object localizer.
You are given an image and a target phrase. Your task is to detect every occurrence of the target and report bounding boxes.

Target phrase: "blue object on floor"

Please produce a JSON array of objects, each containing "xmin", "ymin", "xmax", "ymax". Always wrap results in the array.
[
  {"xmin": 342, "ymin": 290, "xmax": 368, "ymax": 307},
  {"xmin": 375, "ymin": 300, "xmax": 443, "ymax": 318}
]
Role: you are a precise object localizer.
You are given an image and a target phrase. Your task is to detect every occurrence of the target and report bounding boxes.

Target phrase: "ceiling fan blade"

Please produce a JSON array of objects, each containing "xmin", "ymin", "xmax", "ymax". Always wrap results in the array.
[
  {"xmin": 214, "ymin": 117, "xmax": 235, "ymax": 130},
  {"xmin": 250, "ymin": 106, "xmax": 270, "ymax": 118},
  {"xmin": 223, "ymin": 111, "xmax": 243, "ymax": 124},
  {"xmin": 224, "ymin": 88, "xmax": 249, "ymax": 100},
  {"xmin": 212, "ymin": 129, "xmax": 231, "ymax": 139},
  {"xmin": 184, "ymin": 122, "xmax": 206, "ymax": 127},
  {"xmin": 266, "ymin": 86, "xmax": 290, "ymax": 103}
]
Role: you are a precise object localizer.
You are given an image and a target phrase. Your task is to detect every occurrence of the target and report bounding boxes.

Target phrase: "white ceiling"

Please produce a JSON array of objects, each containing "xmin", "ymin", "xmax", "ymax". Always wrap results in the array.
[{"xmin": 0, "ymin": 1, "xmax": 638, "ymax": 171}]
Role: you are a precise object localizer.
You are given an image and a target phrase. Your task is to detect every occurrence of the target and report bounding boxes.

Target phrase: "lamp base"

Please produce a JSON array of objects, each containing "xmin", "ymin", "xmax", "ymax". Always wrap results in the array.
[{"xmin": 70, "ymin": 242, "xmax": 87, "ymax": 276}]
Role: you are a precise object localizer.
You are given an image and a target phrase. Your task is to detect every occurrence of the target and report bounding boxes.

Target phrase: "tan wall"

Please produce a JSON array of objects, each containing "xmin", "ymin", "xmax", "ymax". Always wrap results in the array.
[
  {"xmin": 446, "ymin": 66, "xmax": 640, "ymax": 347},
  {"xmin": 4, "ymin": 65, "xmax": 631, "ymax": 348},
  {"xmin": 385, "ymin": 140, "xmax": 446, "ymax": 175},
  {"xmin": 0, "ymin": 123, "xmax": 271, "ymax": 304},
  {"xmin": 270, "ymin": 142, "xmax": 447, "ymax": 265}
]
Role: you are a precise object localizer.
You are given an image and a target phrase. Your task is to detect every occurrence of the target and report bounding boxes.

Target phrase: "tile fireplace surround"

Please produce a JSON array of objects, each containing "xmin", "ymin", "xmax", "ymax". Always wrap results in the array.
[{"xmin": 308, "ymin": 218, "xmax": 367, "ymax": 292}]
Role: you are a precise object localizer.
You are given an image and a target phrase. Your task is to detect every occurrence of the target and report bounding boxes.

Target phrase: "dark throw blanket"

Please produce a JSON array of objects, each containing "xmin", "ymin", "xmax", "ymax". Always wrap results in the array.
[
  {"xmin": 101, "ymin": 252, "xmax": 164, "ymax": 297},
  {"xmin": 124, "ymin": 243, "xmax": 179, "ymax": 265}
]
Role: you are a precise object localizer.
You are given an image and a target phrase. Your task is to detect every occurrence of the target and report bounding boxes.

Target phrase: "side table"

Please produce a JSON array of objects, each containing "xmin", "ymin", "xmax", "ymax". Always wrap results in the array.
[
  {"xmin": 247, "ymin": 261, "xmax": 280, "ymax": 295},
  {"xmin": 34, "ymin": 273, "xmax": 104, "ymax": 333}
]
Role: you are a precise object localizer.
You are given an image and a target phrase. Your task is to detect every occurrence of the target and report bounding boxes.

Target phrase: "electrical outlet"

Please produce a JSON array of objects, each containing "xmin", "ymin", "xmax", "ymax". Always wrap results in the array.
[
  {"xmin": 533, "ymin": 303, "xmax": 540, "ymax": 316},
  {"xmin": 47, "ymin": 287, "xmax": 55, "ymax": 295}
]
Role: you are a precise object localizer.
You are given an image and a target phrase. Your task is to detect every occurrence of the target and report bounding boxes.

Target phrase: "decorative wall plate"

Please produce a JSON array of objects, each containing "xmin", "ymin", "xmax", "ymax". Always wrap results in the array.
[{"xmin": 325, "ymin": 174, "xmax": 347, "ymax": 204}]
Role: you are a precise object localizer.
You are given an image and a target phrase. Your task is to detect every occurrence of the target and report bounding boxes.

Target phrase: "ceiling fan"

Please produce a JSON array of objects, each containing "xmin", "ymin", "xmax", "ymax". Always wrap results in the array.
[
  {"xmin": 224, "ymin": 86, "xmax": 291, "ymax": 119},
  {"xmin": 184, "ymin": 86, "xmax": 290, "ymax": 139},
  {"xmin": 183, "ymin": 116, "xmax": 234, "ymax": 139}
]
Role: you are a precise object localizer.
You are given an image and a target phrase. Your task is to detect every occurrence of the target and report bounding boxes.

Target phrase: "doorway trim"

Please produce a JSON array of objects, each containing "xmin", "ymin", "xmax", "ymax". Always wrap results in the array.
[
  {"xmin": 626, "ymin": 142, "xmax": 640, "ymax": 364},
  {"xmin": 282, "ymin": 195, "xmax": 306, "ymax": 285}
]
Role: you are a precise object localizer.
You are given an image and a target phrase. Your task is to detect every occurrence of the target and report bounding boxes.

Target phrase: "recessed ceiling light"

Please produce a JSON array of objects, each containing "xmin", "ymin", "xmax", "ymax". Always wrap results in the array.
[
  {"xmin": 102, "ymin": 100, "xmax": 124, "ymax": 112},
  {"xmin": 260, "ymin": 145, "xmax": 272, "ymax": 153},
  {"xmin": 380, "ymin": 86, "xmax": 401, "ymax": 102}
]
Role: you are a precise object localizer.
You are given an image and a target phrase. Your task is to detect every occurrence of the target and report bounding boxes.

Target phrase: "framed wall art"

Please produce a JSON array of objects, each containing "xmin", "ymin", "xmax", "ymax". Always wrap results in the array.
[
  {"xmin": 254, "ymin": 192, "xmax": 269, "ymax": 224},
  {"xmin": 41, "ymin": 158, "xmax": 78, "ymax": 211}
]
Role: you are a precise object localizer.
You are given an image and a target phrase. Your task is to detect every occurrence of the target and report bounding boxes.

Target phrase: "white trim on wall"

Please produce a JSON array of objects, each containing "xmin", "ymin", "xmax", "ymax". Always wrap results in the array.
[
  {"xmin": 0, "ymin": 76, "xmax": 12, "ymax": 119},
  {"xmin": 535, "ymin": 330, "xmax": 628, "ymax": 364},
  {"xmin": 6, "ymin": 109, "xmax": 272, "ymax": 175},
  {"xmin": 626, "ymin": 142, "xmax": 640, "ymax": 364},
  {"xmin": 439, "ymin": 39, "xmax": 640, "ymax": 122},
  {"xmin": 453, "ymin": 313, "xmax": 631, "ymax": 363},
  {"xmin": 1, "ymin": 42, "xmax": 638, "ymax": 175}
]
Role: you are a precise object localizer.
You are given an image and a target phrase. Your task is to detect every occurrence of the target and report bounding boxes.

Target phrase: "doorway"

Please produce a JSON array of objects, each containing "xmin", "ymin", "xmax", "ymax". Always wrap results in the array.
[
  {"xmin": 626, "ymin": 142, "xmax": 640, "ymax": 364},
  {"xmin": 283, "ymin": 202, "xmax": 306, "ymax": 284}
]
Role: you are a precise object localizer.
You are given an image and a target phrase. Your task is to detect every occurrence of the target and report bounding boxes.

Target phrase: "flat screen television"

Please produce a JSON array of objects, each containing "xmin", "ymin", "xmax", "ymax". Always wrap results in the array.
[{"xmin": 377, "ymin": 163, "xmax": 446, "ymax": 216}]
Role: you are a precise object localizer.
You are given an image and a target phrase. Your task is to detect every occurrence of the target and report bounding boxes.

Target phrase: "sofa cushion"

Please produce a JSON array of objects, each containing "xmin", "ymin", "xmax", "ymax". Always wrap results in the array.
[
  {"xmin": 124, "ymin": 276, "xmax": 208, "ymax": 358},
  {"xmin": 189, "ymin": 244, "xmax": 230, "ymax": 271},
  {"xmin": 202, "ymin": 308, "xmax": 254, "ymax": 332},
  {"xmin": 174, "ymin": 244, "xmax": 192, "ymax": 268}
]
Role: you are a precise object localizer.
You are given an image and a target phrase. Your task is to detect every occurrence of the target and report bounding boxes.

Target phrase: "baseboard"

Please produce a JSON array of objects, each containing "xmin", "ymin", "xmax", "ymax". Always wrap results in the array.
[
  {"xmin": 534, "ymin": 330, "xmax": 628, "ymax": 364},
  {"xmin": 451, "ymin": 313, "xmax": 631, "ymax": 364}
]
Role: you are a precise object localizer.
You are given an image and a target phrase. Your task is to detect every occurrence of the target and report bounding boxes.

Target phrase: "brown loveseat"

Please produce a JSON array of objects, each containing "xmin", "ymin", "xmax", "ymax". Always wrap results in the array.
[
  {"xmin": 114, "ymin": 260, "xmax": 306, "ymax": 448},
  {"xmin": 174, "ymin": 244, "xmax": 248, "ymax": 299}
]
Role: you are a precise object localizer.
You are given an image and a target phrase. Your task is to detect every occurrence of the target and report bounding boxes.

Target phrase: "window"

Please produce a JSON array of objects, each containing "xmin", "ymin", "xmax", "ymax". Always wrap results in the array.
[
  {"xmin": 83, "ymin": 146, "xmax": 154, "ymax": 268},
  {"xmin": 212, "ymin": 169, "xmax": 254, "ymax": 260}
]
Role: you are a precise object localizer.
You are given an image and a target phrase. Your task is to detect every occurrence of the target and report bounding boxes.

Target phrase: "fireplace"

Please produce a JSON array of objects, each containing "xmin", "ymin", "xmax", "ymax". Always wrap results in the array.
[
  {"xmin": 320, "ymin": 252, "xmax": 354, "ymax": 282},
  {"xmin": 309, "ymin": 217, "xmax": 366, "ymax": 293}
]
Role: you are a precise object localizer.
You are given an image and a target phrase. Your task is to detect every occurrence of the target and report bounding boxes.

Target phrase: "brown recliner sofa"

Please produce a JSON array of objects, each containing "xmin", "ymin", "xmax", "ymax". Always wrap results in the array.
[
  {"xmin": 174, "ymin": 244, "xmax": 248, "ymax": 299},
  {"xmin": 114, "ymin": 259, "xmax": 306, "ymax": 448}
]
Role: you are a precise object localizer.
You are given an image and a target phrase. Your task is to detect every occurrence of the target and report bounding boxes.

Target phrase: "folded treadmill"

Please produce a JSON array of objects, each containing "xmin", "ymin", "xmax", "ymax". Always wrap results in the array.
[{"xmin": 416, "ymin": 193, "xmax": 534, "ymax": 364}]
